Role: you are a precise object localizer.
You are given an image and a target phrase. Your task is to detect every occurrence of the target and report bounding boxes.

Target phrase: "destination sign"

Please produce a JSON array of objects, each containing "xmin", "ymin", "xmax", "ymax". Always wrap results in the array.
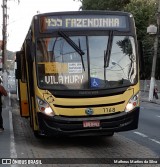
[{"xmin": 40, "ymin": 15, "xmax": 128, "ymax": 32}]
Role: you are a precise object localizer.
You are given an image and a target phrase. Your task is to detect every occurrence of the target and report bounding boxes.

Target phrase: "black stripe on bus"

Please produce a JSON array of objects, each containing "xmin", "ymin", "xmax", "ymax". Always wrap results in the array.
[{"xmin": 54, "ymin": 101, "xmax": 125, "ymax": 109}]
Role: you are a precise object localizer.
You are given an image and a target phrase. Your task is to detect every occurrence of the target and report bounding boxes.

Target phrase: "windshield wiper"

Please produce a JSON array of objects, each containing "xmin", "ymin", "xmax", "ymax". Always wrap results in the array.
[
  {"xmin": 58, "ymin": 31, "xmax": 85, "ymax": 71},
  {"xmin": 104, "ymin": 31, "xmax": 113, "ymax": 68}
]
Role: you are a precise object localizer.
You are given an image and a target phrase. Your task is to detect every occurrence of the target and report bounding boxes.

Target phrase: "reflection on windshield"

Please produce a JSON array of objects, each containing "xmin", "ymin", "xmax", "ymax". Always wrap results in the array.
[
  {"xmin": 36, "ymin": 36, "xmax": 88, "ymax": 90},
  {"xmin": 36, "ymin": 35, "xmax": 137, "ymax": 90},
  {"xmin": 58, "ymin": 31, "xmax": 85, "ymax": 71},
  {"xmin": 105, "ymin": 36, "xmax": 136, "ymax": 85}
]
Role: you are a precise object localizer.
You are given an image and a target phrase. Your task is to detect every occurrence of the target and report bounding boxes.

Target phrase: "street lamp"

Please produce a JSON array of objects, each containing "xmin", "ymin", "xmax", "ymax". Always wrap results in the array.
[
  {"xmin": 147, "ymin": 25, "xmax": 157, "ymax": 34},
  {"xmin": 147, "ymin": 24, "xmax": 158, "ymax": 101},
  {"xmin": 111, "ymin": 60, "xmax": 127, "ymax": 78}
]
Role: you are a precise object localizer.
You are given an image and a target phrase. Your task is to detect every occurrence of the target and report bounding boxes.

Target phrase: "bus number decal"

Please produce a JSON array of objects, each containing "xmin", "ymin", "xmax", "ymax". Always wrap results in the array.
[
  {"xmin": 45, "ymin": 18, "xmax": 62, "ymax": 27},
  {"xmin": 103, "ymin": 107, "xmax": 115, "ymax": 113}
]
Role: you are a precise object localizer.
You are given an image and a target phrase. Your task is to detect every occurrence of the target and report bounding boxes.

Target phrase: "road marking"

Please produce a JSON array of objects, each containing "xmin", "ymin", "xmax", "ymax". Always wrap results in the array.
[
  {"xmin": 134, "ymin": 131, "xmax": 160, "ymax": 146},
  {"xmin": 134, "ymin": 131, "xmax": 148, "ymax": 138},
  {"xmin": 149, "ymin": 138, "xmax": 160, "ymax": 145},
  {"xmin": 157, "ymin": 115, "xmax": 160, "ymax": 118},
  {"xmin": 9, "ymin": 110, "xmax": 17, "ymax": 158},
  {"xmin": 9, "ymin": 106, "xmax": 18, "ymax": 167}
]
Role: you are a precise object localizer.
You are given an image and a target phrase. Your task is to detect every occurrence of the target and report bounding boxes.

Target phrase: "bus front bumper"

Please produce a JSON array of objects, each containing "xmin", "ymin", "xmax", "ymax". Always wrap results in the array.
[{"xmin": 37, "ymin": 107, "xmax": 139, "ymax": 137}]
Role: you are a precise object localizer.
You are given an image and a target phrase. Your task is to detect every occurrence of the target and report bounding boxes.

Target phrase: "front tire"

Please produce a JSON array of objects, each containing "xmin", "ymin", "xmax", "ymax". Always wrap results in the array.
[
  {"xmin": 107, "ymin": 132, "xmax": 114, "ymax": 136},
  {"xmin": 34, "ymin": 130, "xmax": 45, "ymax": 138}
]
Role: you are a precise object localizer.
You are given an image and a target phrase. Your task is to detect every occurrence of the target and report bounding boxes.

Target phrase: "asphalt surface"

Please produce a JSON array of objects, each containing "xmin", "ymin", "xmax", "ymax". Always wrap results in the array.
[
  {"xmin": 121, "ymin": 101, "xmax": 160, "ymax": 156},
  {"xmin": 0, "ymin": 93, "xmax": 159, "ymax": 167}
]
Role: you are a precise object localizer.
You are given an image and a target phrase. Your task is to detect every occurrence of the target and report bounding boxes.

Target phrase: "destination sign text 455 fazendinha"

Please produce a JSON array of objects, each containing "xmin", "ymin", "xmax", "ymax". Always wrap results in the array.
[{"xmin": 40, "ymin": 15, "xmax": 128, "ymax": 31}]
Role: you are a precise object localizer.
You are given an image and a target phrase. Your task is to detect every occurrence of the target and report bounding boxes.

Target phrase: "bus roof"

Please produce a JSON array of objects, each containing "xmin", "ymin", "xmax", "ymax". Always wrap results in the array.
[{"xmin": 34, "ymin": 10, "xmax": 133, "ymax": 17}]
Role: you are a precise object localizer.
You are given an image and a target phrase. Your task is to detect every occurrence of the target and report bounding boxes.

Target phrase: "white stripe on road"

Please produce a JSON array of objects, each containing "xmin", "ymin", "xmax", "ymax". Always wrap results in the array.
[
  {"xmin": 149, "ymin": 138, "xmax": 160, "ymax": 145},
  {"xmin": 9, "ymin": 110, "xmax": 17, "ymax": 158},
  {"xmin": 134, "ymin": 131, "xmax": 160, "ymax": 146},
  {"xmin": 9, "ymin": 94, "xmax": 18, "ymax": 167},
  {"xmin": 134, "ymin": 131, "xmax": 148, "ymax": 138},
  {"xmin": 157, "ymin": 115, "xmax": 160, "ymax": 118},
  {"xmin": 8, "ymin": 92, "xmax": 17, "ymax": 158}
]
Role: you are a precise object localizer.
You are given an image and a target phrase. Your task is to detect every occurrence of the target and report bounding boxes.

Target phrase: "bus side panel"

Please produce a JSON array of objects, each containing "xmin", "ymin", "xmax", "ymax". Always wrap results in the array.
[{"xmin": 19, "ymin": 80, "xmax": 29, "ymax": 117}]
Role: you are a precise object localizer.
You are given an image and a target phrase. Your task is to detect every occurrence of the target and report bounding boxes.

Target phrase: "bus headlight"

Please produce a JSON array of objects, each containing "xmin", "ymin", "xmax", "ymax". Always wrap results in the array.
[
  {"xmin": 36, "ymin": 97, "xmax": 55, "ymax": 116},
  {"xmin": 125, "ymin": 92, "xmax": 139, "ymax": 113}
]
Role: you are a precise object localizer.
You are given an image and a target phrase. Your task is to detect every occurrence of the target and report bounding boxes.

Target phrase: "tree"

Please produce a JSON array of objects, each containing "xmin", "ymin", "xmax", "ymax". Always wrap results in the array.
[
  {"xmin": 79, "ymin": 0, "xmax": 131, "ymax": 10},
  {"xmin": 75, "ymin": 0, "xmax": 159, "ymax": 79},
  {"xmin": 124, "ymin": 0, "xmax": 156, "ymax": 41},
  {"xmin": 124, "ymin": 0, "xmax": 158, "ymax": 79}
]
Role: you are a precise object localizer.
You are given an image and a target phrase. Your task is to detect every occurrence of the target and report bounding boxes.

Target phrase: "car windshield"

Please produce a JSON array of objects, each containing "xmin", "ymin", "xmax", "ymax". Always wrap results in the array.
[{"xmin": 36, "ymin": 35, "xmax": 137, "ymax": 90}]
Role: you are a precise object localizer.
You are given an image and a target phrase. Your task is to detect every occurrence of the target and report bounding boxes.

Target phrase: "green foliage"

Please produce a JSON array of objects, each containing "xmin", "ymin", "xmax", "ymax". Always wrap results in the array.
[
  {"xmin": 124, "ymin": 0, "xmax": 158, "ymax": 79},
  {"xmin": 80, "ymin": 0, "xmax": 130, "ymax": 10},
  {"xmin": 77, "ymin": 0, "xmax": 159, "ymax": 79},
  {"xmin": 124, "ymin": 0, "xmax": 157, "ymax": 41}
]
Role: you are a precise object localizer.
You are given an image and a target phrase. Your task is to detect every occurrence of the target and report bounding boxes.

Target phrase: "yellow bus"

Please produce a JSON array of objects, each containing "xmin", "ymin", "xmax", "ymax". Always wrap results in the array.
[{"xmin": 16, "ymin": 11, "xmax": 140, "ymax": 137}]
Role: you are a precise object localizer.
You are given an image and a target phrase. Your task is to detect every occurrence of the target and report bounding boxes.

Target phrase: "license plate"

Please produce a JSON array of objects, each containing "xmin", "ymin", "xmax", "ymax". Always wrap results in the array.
[{"xmin": 83, "ymin": 120, "xmax": 100, "ymax": 128}]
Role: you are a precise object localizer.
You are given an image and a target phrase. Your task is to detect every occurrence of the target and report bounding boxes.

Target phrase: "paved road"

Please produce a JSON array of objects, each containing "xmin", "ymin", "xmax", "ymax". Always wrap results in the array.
[
  {"xmin": 120, "ymin": 101, "xmax": 160, "ymax": 156},
  {"xmin": 0, "ymin": 94, "xmax": 159, "ymax": 167}
]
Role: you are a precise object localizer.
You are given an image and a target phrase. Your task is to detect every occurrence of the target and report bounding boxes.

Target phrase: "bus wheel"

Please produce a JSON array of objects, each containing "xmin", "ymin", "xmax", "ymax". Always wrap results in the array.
[
  {"xmin": 34, "ymin": 131, "xmax": 44, "ymax": 138},
  {"xmin": 107, "ymin": 132, "xmax": 114, "ymax": 136},
  {"xmin": 99, "ymin": 132, "xmax": 114, "ymax": 138}
]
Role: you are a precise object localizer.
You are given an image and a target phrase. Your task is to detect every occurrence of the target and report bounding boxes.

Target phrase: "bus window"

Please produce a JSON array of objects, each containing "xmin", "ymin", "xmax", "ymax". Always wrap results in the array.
[
  {"xmin": 36, "ymin": 36, "xmax": 88, "ymax": 89},
  {"xmin": 105, "ymin": 36, "xmax": 137, "ymax": 86},
  {"xmin": 88, "ymin": 36, "xmax": 109, "ymax": 88},
  {"xmin": 36, "ymin": 35, "xmax": 137, "ymax": 90}
]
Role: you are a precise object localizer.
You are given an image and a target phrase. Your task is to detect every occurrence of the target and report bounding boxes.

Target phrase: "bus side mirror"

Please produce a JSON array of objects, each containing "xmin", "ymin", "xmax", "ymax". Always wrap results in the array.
[{"xmin": 15, "ymin": 51, "xmax": 23, "ymax": 79}]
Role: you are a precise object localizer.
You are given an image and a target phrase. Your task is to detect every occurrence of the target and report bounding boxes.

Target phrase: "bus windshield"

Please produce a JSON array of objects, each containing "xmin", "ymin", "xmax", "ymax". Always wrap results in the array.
[{"xmin": 36, "ymin": 35, "xmax": 137, "ymax": 90}]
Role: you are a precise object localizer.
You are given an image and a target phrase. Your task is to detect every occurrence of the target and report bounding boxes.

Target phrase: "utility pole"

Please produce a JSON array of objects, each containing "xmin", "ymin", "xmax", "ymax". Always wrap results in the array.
[
  {"xmin": 1, "ymin": 0, "xmax": 20, "ymax": 90},
  {"xmin": 2, "ymin": 0, "xmax": 7, "ymax": 71},
  {"xmin": 1, "ymin": 0, "xmax": 8, "ymax": 90},
  {"xmin": 148, "ymin": 0, "xmax": 160, "ymax": 101}
]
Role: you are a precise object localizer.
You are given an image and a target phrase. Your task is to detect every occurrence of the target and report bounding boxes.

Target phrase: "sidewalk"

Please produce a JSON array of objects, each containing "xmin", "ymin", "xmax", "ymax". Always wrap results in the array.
[
  {"xmin": 140, "ymin": 91, "xmax": 160, "ymax": 105},
  {"xmin": 0, "ymin": 96, "xmax": 12, "ymax": 160},
  {"xmin": 140, "ymin": 80, "xmax": 160, "ymax": 105}
]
